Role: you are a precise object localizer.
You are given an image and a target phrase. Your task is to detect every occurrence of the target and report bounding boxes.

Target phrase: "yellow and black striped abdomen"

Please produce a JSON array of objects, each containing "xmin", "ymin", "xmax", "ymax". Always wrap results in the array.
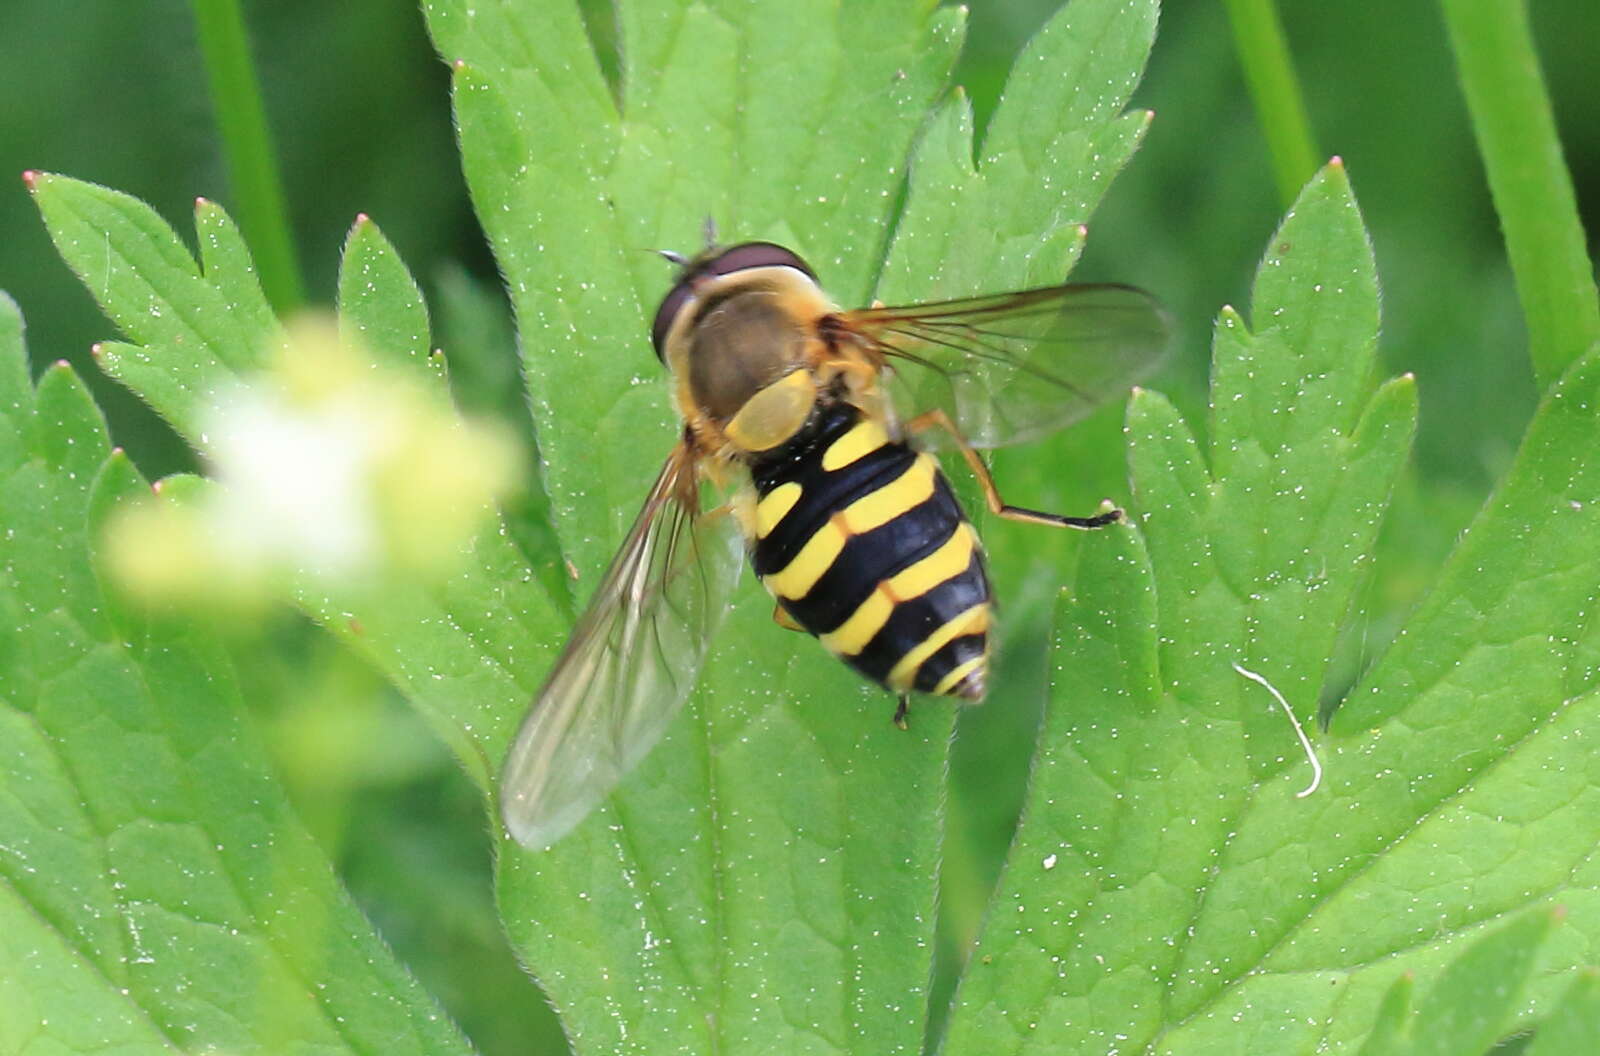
[{"xmin": 748, "ymin": 402, "xmax": 991, "ymax": 700}]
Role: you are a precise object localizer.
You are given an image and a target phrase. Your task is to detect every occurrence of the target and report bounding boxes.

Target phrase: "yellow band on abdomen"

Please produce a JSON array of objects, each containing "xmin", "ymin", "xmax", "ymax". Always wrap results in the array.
[
  {"xmin": 887, "ymin": 603, "xmax": 991, "ymax": 691},
  {"xmin": 763, "ymin": 518, "xmax": 848, "ymax": 600},
  {"xmin": 756, "ymin": 481, "xmax": 803, "ymax": 538},
  {"xmin": 931, "ymin": 654, "xmax": 987, "ymax": 697},
  {"xmin": 821, "ymin": 419, "xmax": 890, "ymax": 471},
  {"xmin": 839, "ymin": 454, "xmax": 936, "ymax": 534}
]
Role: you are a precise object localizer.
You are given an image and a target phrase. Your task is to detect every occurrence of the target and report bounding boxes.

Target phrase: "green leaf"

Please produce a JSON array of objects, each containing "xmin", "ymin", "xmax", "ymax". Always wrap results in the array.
[
  {"xmin": 943, "ymin": 145, "xmax": 1600, "ymax": 1054},
  {"xmin": 35, "ymin": 358, "xmax": 111, "ymax": 481},
  {"xmin": 28, "ymin": 175, "xmax": 271, "ymax": 456},
  {"xmin": 879, "ymin": 0, "xmax": 1156, "ymax": 300},
  {"xmin": 1354, "ymin": 907, "xmax": 1557, "ymax": 1056},
  {"xmin": 0, "ymin": 292, "xmax": 33, "ymax": 457},
  {"xmin": 195, "ymin": 195, "xmax": 280, "ymax": 348},
  {"xmin": 1362, "ymin": 972, "xmax": 1417, "ymax": 1056},
  {"xmin": 337, "ymin": 214, "xmax": 437, "ymax": 382},
  {"xmin": 944, "ymin": 161, "xmax": 1419, "ymax": 1053},
  {"xmin": 0, "ymin": 878, "xmax": 177, "ymax": 1055},
  {"xmin": 0, "ymin": 294, "xmax": 469, "ymax": 1054},
  {"xmin": 1526, "ymin": 969, "xmax": 1600, "ymax": 1056},
  {"xmin": 29, "ymin": 174, "xmax": 267, "ymax": 416},
  {"xmin": 432, "ymin": 262, "xmax": 571, "ymax": 611},
  {"xmin": 1335, "ymin": 349, "xmax": 1600, "ymax": 730}
]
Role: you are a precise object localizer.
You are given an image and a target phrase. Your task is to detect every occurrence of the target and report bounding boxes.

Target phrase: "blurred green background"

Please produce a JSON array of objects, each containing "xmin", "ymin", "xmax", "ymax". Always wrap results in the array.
[{"xmin": 1, "ymin": 1, "xmax": 1593, "ymax": 1052}]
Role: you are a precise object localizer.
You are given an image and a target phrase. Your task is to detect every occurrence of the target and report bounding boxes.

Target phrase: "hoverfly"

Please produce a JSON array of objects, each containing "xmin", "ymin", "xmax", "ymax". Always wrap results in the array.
[{"xmin": 501, "ymin": 240, "xmax": 1168, "ymax": 847}]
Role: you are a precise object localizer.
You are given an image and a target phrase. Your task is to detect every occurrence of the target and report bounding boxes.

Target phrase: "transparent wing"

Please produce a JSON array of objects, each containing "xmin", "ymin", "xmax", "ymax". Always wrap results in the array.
[
  {"xmin": 841, "ymin": 284, "xmax": 1170, "ymax": 449},
  {"xmin": 499, "ymin": 441, "xmax": 743, "ymax": 848}
]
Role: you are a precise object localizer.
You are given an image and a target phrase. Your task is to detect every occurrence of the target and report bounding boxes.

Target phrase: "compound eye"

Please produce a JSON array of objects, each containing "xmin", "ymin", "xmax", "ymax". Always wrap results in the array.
[
  {"xmin": 651, "ymin": 281, "xmax": 694, "ymax": 361},
  {"xmin": 650, "ymin": 242, "xmax": 815, "ymax": 361},
  {"xmin": 704, "ymin": 242, "xmax": 815, "ymax": 281}
]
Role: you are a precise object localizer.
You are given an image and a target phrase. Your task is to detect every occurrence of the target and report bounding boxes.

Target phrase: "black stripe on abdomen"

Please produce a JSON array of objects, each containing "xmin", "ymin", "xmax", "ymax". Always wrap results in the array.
[
  {"xmin": 749, "ymin": 420, "xmax": 917, "ymax": 576},
  {"xmin": 847, "ymin": 549, "xmax": 989, "ymax": 686},
  {"xmin": 777, "ymin": 477, "xmax": 965, "ymax": 632}
]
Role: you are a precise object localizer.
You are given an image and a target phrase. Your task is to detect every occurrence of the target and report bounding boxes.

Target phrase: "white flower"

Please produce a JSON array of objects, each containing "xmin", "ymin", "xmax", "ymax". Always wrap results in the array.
[{"xmin": 106, "ymin": 315, "xmax": 518, "ymax": 604}]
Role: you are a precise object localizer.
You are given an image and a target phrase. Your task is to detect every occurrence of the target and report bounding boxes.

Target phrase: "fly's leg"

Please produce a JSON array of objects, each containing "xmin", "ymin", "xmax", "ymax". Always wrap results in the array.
[
  {"xmin": 905, "ymin": 409, "xmax": 1122, "ymax": 529},
  {"xmin": 893, "ymin": 695, "xmax": 910, "ymax": 730}
]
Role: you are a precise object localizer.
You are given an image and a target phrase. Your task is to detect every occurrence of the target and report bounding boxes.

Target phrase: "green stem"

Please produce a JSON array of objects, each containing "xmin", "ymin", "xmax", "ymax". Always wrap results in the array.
[
  {"xmin": 190, "ymin": 0, "xmax": 305, "ymax": 312},
  {"xmin": 1441, "ymin": 0, "xmax": 1600, "ymax": 389},
  {"xmin": 1222, "ymin": 0, "xmax": 1321, "ymax": 210}
]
